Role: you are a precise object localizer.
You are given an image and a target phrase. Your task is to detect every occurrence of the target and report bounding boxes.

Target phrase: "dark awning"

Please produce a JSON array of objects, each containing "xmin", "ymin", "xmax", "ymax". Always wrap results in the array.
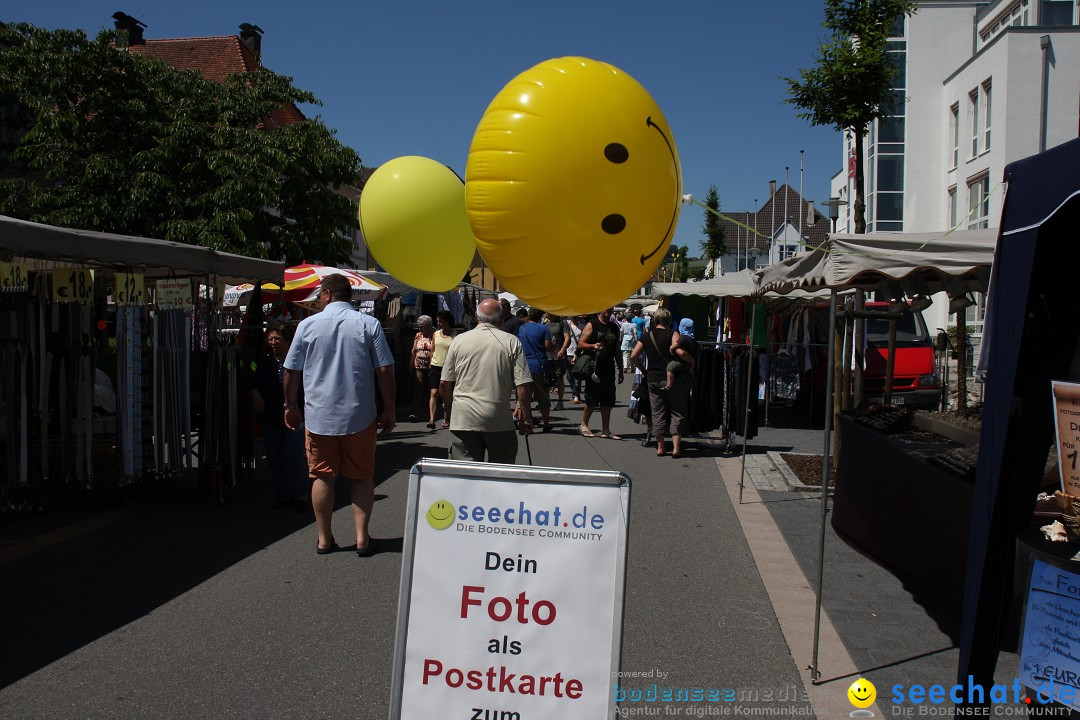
[{"xmin": 0, "ymin": 215, "xmax": 285, "ymax": 284}]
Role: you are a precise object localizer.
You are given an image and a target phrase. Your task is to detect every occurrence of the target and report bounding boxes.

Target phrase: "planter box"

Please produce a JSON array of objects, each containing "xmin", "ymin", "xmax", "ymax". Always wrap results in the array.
[
  {"xmin": 911, "ymin": 412, "xmax": 980, "ymax": 446},
  {"xmin": 832, "ymin": 413, "xmax": 974, "ymax": 613}
]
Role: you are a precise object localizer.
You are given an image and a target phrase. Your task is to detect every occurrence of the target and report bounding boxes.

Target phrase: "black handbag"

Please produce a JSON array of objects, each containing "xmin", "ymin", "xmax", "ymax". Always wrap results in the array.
[{"xmin": 571, "ymin": 352, "xmax": 594, "ymax": 380}]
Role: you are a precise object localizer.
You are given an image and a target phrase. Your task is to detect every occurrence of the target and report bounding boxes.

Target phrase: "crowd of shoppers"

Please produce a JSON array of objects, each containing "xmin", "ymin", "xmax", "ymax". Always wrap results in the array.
[{"xmin": 250, "ymin": 284, "xmax": 699, "ymax": 560}]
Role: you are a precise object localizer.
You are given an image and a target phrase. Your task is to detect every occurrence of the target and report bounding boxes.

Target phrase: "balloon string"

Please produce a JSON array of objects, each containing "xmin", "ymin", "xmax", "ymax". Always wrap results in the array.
[{"xmin": 688, "ymin": 180, "xmax": 1005, "ymax": 263}]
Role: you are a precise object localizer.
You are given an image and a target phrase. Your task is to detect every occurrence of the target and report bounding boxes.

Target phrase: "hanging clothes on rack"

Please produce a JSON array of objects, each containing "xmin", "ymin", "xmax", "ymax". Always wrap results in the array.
[
  {"xmin": 688, "ymin": 344, "xmax": 722, "ymax": 434},
  {"xmin": 732, "ymin": 347, "xmax": 759, "ymax": 440}
]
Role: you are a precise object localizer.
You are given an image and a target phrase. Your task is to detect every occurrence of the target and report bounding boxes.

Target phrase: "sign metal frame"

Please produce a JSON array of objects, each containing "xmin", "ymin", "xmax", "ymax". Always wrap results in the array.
[{"xmin": 389, "ymin": 457, "xmax": 631, "ymax": 720}]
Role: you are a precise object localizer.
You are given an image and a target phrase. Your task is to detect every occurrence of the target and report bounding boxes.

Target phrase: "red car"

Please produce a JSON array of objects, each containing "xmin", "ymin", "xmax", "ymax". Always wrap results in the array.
[{"xmin": 804, "ymin": 301, "xmax": 941, "ymax": 410}]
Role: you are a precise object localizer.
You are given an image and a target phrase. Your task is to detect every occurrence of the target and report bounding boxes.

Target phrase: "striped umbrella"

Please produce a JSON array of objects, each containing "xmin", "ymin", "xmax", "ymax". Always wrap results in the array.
[{"xmin": 224, "ymin": 264, "xmax": 386, "ymax": 307}]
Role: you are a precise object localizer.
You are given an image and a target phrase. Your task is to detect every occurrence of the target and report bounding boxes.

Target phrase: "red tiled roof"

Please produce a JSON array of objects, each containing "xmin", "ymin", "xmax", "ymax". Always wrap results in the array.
[
  {"xmin": 128, "ymin": 36, "xmax": 304, "ymax": 125},
  {"xmin": 129, "ymin": 36, "xmax": 256, "ymax": 82}
]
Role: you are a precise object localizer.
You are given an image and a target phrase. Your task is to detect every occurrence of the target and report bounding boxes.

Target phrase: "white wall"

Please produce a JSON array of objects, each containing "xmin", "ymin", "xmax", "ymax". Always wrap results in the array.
[{"xmin": 905, "ymin": 3, "xmax": 985, "ymax": 233}]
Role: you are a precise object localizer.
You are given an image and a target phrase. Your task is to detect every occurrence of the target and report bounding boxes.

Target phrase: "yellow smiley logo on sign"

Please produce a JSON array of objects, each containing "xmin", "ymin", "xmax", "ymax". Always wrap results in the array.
[
  {"xmin": 466, "ymin": 57, "xmax": 682, "ymax": 316},
  {"xmin": 426, "ymin": 500, "xmax": 456, "ymax": 530},
  {"xmin": 847, "ymin": 678, "xmax": 876, "ymax": 709}
]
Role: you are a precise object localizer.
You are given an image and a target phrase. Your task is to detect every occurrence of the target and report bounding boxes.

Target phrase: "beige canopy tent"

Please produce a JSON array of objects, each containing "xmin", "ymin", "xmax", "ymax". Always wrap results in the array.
[
  {"xmin": 0, "ymin": 215, "xmax": 285, "ymax": 284},
  {"xmin": 755, "ymin": 229, "xmax": 996, "ymax": 297},
  {"xmin": 651, "ymin": 269, "xmax": 757, "ymax": 299}
]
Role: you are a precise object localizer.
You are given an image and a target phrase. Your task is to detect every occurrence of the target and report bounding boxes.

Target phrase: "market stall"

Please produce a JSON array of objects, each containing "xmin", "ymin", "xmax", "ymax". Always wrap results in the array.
[
  {"xmin": 650, "ymin": 271, "xmax": 760, "ymax": 442},
  {"xmin": 754, "ymin": 227, "xmax": 997, "ymax": 680},
  {"xmin": 0, "ymin": 215, "xmax": 284, "ymax": 512},
  {"xmin": 958, "ymin": 138, "xmax": 1080, "ymax": 692}
]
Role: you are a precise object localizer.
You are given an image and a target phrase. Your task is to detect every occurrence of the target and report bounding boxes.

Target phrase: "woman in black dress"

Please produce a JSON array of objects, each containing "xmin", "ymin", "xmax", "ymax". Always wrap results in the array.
[{"xmin": 577, "ymin": 308, "xmax": 624, "ymax": 439}]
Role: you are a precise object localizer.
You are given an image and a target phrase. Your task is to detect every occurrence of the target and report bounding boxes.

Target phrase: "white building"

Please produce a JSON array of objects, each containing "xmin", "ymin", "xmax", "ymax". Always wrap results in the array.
[{"xmin": 829, "ymin": 0, "xmax": 1080, "ymax": 340}]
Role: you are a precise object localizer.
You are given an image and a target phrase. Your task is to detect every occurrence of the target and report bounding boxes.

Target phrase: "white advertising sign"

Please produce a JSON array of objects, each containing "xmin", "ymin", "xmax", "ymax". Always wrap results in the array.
[{"xmin": 391, "ymin": 459, "xmax": 630, "ymax": 720}]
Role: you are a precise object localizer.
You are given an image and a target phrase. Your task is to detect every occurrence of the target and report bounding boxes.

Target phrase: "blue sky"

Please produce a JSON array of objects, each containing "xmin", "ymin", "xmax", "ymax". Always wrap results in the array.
[{"xmin": 5, "ymin": 1, "xmax": 841, "ymax": 258}]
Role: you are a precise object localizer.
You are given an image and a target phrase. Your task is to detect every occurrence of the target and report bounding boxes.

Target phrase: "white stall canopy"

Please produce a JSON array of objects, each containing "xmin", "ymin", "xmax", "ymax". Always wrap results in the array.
[
  {"xmin": 754, "ymin": 229, "xmax": 997, "ymax": 297},
  {"xmin": 651, "ymin": 269, "xmax": 757, "ymax": 299}
]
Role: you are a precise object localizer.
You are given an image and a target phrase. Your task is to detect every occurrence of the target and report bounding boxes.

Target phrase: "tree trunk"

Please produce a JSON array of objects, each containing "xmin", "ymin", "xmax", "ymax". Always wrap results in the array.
[
  {"xmin": 841, "ymin": 303, "xmax": 853, "ymax": 411},
  {"xmin": 853, "ymin": 290, "xmax": 865, "ymax": 407},
  {"xmin": 832, "ymin": 301, "xmax": 844, "ymax": 469},
  {"xmin": 854, "ymin": 128, "xmax": 867, "ymax": 235},
  {"xmin": 852, "ymin": 126, "xmax": 868, "ymax": 408},
  {"xmin": 956, "ymin": 313, "xmax": 968, "ymax": 417},
  {"xmin": 884, "ymin": 317, "xmax": 898, "ymax": 405}
]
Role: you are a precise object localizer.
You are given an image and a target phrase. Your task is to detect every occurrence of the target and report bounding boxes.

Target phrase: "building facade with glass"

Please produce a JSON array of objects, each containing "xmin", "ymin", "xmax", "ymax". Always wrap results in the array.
[{"xmin": 829, "ymin": 0, "xmax": 1080, "ymax": 338}]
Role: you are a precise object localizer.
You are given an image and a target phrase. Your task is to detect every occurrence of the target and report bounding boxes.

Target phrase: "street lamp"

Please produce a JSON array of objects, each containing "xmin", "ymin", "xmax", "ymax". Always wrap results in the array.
[{"xmin": 822, "ymin": 197, "xmax": 848, "ymax": 234}]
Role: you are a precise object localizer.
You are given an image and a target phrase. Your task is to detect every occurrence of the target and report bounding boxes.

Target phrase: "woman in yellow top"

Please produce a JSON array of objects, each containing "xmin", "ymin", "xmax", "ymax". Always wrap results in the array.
[{"xmin": 429, "ymin": 310, "xmax": 456, "ymax": 428}]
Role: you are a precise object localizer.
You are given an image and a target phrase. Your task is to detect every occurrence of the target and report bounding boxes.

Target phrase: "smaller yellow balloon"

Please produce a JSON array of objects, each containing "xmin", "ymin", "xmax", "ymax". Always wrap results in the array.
[{"xmin": 359, "ymin": 156, "xmax": 476, "ymax": 292}]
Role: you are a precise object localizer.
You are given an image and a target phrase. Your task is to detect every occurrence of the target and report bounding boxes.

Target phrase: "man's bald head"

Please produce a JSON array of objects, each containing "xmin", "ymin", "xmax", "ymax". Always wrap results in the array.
[{"xmin": 477, "ymin": 298, "xmax": 502, "ymax": 325}]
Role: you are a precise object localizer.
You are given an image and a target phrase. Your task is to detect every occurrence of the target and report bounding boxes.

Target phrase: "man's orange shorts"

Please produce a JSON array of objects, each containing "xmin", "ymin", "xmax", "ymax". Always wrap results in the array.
[{"xmin": 304, "ymin": 422, "xmax": 377, "ymax": 482}]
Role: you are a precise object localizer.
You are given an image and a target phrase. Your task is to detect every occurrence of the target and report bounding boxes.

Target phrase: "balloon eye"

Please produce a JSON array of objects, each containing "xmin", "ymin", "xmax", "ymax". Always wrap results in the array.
[
  {"xmin": 604, "ymin": 143, "xmax": 629, "ymax": 164},
  {"xmin": 601, "ymin": 214, "xmax": 626, "ymax": 234}
]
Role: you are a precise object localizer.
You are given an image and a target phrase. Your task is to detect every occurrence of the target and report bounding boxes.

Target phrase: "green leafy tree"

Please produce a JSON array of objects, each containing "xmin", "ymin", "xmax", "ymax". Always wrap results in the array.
[
  {"xmin": 0, "ymin": 23, "xmax": 363, "ymax": 265},
  {"xmin": 784, "ymin": 0, "xmax": 916, "ymax": 233},
  {"xmin": 700, "ymin": 185, "xmax": 726, "ymax": 278}
]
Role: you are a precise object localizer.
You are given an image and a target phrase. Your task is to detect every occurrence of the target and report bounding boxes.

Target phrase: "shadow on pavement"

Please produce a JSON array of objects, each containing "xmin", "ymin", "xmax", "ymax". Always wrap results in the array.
[{"xmin": 0, "ymin": 432, "xmax": 443, "ymax": 690}]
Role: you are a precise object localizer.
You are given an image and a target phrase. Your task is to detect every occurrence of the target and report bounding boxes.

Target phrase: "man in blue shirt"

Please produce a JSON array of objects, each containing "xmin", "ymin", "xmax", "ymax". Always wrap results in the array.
[
  {"xmin": 631, "ymin": 307, "xmax": 647, "ymax": 342},
  {"xmin": 283, "ymin": 273, "xmax": 395, "ymax": 557},
  {"xmin": 518, "ymin": 307, "xmax": 554, "ymax": 432}
]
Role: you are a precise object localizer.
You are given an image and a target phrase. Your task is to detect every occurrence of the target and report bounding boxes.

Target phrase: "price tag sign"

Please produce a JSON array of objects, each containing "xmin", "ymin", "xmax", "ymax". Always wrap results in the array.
[
  {"xmin": 155, "ymin": 279, "xmax": 193, "ymax": 310},
  {"xmin": 52, "ymin": 268, "xmax": 95, "ymax": 302},
  {"xmin": 115, "ymin": 272, "xmax": 145, "ymax": 305},
  {"xmin": 1, "ymin": 261, "xmax": 29, "ymax": 290}
]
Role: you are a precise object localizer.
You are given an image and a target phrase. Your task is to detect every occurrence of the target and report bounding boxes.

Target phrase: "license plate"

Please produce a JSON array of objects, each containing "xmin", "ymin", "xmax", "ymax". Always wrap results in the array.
[{"xmin": 893, "ymin": 396, "xmax": 905, "ymax": 405}]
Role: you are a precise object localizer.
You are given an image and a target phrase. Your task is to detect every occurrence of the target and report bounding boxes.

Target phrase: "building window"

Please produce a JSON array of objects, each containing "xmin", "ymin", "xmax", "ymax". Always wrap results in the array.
[
  {"xmin": 982, "ymin": 80, "xmax": 992, "ymax": 152},
  {"xmin": 969, "ymin": 89, "xmax": 980, "ymax": 159},
  {"xmin": 876, "ymin": 193, "xmax": 903, "ymax": 232},
  {"xmin": 878, "ymin": 155, "xmax": 904, "ymax": 192},
  {"xmin": 965, "ymin": 293, "xmax": 988, "ymax": 339},
  {"xmin": 1041, "ymin": 0, "xmax": 1074, "ymax": 25},
  {"xmin": 950, "ymin": 103, "xmax": 960, "ymax": 169},
  {"xmin": 967, "ymin": 175, "xmax": 990, "ymax": 229},
  {"xmin": 948, "ymin": 186, "xmax": 958, "ymax": 229}
]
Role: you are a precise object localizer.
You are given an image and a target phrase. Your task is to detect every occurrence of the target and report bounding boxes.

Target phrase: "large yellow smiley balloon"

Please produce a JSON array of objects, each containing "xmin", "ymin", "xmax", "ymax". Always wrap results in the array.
[{"xmin": 466, "ymin": 57, "xmax": 682, "ymax": 316}]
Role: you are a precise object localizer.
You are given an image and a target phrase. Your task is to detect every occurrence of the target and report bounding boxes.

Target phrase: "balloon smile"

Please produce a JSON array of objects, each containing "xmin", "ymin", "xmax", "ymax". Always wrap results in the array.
[{"xmin": 639, "ymin": 115, "xmax": 682, "ymax": 266}]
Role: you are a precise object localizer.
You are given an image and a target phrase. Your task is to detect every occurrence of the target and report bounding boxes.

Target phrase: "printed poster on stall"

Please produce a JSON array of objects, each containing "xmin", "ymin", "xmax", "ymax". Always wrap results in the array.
[
  {"xmin": 391, "ymin": 462, "xmax": 629, "ymax": 720},
  {"xmin": 1052, "ymin": 381, "xmax": 1080, "ymax": 496},
  {"xmin": 1020, "ymin": 559, "xmax": 1080, "ymax": 711}
]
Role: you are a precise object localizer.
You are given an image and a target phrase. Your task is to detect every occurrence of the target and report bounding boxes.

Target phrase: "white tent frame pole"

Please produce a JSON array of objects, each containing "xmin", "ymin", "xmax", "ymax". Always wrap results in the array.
[{"xmin": 810, "ymin": 288, "xmax": 837, "ymax": 682}]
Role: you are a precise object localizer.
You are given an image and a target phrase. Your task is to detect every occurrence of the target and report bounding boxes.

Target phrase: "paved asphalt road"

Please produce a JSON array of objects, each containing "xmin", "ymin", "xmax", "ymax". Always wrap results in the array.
[
  {"xmin": 0, "ymin": 386, "xmax": 813, "ymax": 719},
  {"xmin": 0, "ymin": 387, "xmax": 1024, "ymax": 719}
]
